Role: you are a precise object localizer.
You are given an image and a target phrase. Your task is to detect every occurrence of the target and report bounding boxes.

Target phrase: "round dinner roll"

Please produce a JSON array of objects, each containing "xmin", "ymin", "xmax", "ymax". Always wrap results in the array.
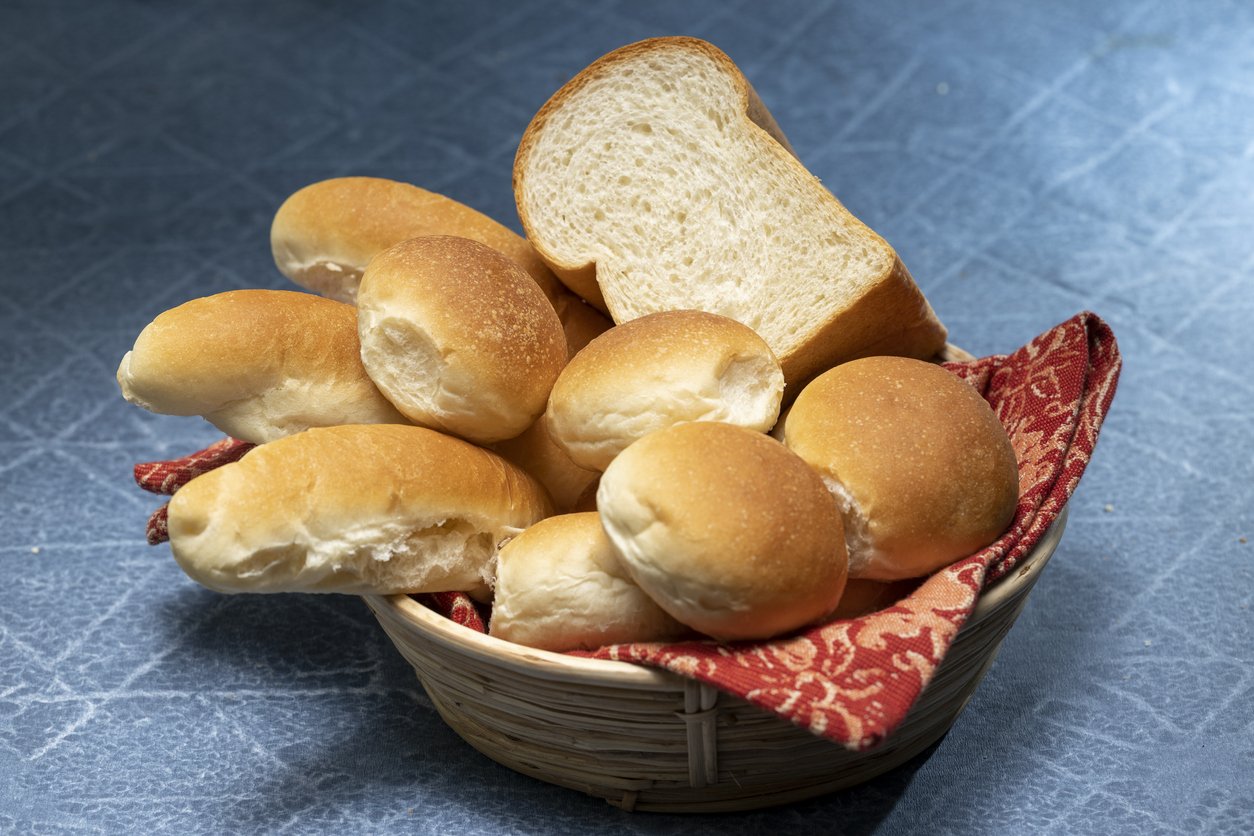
[
  {"xmin": 269, "ymin": 176, "xmax": 612, "ymax": 355},
  {"xmin": 782, "ymin": 356, "xmax": 1020, "ymax": 581},
  {"xmin": 116, "ymin": 290, "xmax": 408, "ymax": 443},
  {"xmin": 357, "ymin": 236, "xmax": 568, "ymax": 444},
  {"xmin": 546, "ymin": 310, "xmax": 785, "ymax": 471},
  {"xmin": 490, "ymin": 414, "xmax": 599, "ymax": 513},
  {"xmin": 167, "ymin": 424, "xmax": 554, "ymax": 595},
  {"xmin": 598, "ymin": 422, "xmax": 848, "ymax": 642},
  {"xmin": 489, "ymin": 513, "xmax": 689, "ymax": 652}
]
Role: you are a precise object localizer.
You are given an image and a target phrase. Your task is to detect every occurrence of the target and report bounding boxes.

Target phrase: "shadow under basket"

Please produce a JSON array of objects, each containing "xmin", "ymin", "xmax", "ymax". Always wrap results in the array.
[{"xmin": 364, "ymin": 508, "xmax": 1067, "ymax": 813}]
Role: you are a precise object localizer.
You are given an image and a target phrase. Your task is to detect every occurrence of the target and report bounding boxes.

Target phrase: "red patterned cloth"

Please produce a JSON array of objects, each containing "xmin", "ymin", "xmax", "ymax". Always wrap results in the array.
[{"xmin": 135, "ymin": 312, "xmax": 1119, "ymax": 751}]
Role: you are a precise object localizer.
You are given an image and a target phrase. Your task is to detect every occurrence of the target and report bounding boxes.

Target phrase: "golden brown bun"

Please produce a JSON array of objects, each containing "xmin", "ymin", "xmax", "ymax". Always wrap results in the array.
[
  {"xmin": 489, "ymin": 413, "xmax": 598, "ymax": 513},
  {"xmin": 269, "ymin": 176, "xmax": 611, "ymax": 354},
  {"xmin": 116, "ymin": 290, "xmax": 407, "ymax": 443},
  {"xmin": 545, "ymin": 310, "xmax": 784, "ymax": 471},
  {"xmin": 597, "ymin": 422, "xmax": 847, "ymax": 641},
  {"xmin": 514, "ymin": 37, "xmax": 946, "ymax": 390},
  {"xmin": 357, "ymin": 236, "xmax": 568, "ymax": 444},
  {"xmin": 782, "ymin": 356, "xmax": 1019, "ymax": 581},
  {"xmin": 830, "ymin": 578, "xmax": 921, "ymax": 620},
  {"xmin": 489, "ymin": 513, "xmax": 688, "ymax": 652},
  {"xmin": 167, "ymin": 424, "xmax": 554, "ymax": 595}
]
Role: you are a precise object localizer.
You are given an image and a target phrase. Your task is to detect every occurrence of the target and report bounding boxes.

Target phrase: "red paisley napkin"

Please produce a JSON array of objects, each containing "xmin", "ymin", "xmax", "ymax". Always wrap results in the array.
[{"xmin": 136, "ymin": 312, "xmax": 1119, "ymax": 751}]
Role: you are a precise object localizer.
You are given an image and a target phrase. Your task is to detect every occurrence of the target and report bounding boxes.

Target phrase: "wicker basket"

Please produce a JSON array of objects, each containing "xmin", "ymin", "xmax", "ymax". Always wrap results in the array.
[{"xmin": 364, "ymin": 505, "xmax": 1066, "ymax": 813}]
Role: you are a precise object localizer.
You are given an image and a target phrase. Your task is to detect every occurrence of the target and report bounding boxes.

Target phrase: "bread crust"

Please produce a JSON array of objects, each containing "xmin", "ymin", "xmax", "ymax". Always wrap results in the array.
[
  {"xmin": 167, "ymin": 424, "xmax": 554, "ymax": 594},
  {"xmin": 513, "ymin": 37, "xmax": 947, "ymax": 388},
  {"xmin": 782, "ymin": 356, "xmax": 1019, "ymax": 580},
  {"xmin": 116, "ymin": 289, "xmax": 407, "ymax": 443}
]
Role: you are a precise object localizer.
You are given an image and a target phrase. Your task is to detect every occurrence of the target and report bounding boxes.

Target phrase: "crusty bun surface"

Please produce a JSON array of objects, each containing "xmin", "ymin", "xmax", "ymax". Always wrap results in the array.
[
  {"xmin": 489, "ymin": 513, "xmax": 688, "ymax": 652},
  {"xmin": 269, "ymin": 176, "xmax": 611, "ymax": 354},
  {"xmin": 489, "ymin": 413, "xmax": 598, "ymax": 513},
  {"xmin": 545, "ymin": 310, "xmax": 784, "ymax": 471},
  {"xmin": 782, "ymin": 356, "xmax": 1019, "ymax": 581},
  {"xmin": 167, "ymin": 424, "xmax": 554, "ymax": 595},
  {"xmin": 597, "ymin": 422, "xmax": 847, "ymax": 642},
  {"xmin": 514, "ymin": 37, "xmax": 946, "ymax": 389},
  {"xmin": 116, "ymin": 289, "xmax": 407, "ymax": 443},
  {"xmin": 357, "ymin": 236, "xmax": 568, "ymax": 444}
]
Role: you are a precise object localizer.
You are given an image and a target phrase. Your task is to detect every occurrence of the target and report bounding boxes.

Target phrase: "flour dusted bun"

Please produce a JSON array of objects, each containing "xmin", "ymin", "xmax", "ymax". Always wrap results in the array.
[
  {"xmin": 167, "ymin": 424, "xmax": 553, "ymax": 595},
  {"xmin": 357, "ymin": 236, "xmax": 568, "ymax": 444},
  {"xmin": 598, "ymin": 422, "xmax": 847, "ymax": 641},
  {"xmin": 514, "ymin": 37, "xmax": 947, "ymax": 389},
  {"xmin": 545, "ymin": 310, "xmax": 784, "ymax": 471},
  {"xmin": 490, "ymin": 414, "xmax": 598, "ymax": 512},
  {"xmin": 782, "ymin": 356, "xmax": 1019, "ymax": 581},
  {"xmin": 489, "ymin": 513, "xmax": 688, "ymax": 652},
  {"xmin": 269, "ymin": 176, "xmax": 611, "ymax": 355},
  {"xmin": 116, "ymin": 290, "xmax": 408, "ymax": 443}
]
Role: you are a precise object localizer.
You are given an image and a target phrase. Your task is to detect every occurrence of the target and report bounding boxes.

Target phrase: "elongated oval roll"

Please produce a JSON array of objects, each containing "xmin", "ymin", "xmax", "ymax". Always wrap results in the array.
[
  {"xmin": 167, "ymin": 424, "xmax": 554, "ymax": 595},
  {"xmin": 269, "ymin": 176, "xmax": 612, "ymax": 355},
  {"xmin": 782, "ymin": 356, "xmax": 1019, "ymax": 581},
  {"xmin": 357, "ymin": 236, "xmax": 568, "ymax": 444},
  {"xmin": 546, "ymin": 310, "xmax": 785, "ymax": 471},
  {"xmin": 489, "ymin": 513, "xmax": 688, "ymax": 652},
  {"xmin": 116, "ymin": 289, "xmax": 408, "ymax": 443},
  {"xmin": 598, "ymin": 422, "xmax": 847, "ymax": 642}
]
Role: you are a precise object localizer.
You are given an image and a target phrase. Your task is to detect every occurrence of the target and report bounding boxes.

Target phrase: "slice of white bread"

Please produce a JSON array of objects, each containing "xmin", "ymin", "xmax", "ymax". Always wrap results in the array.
[{"xmin": 514, "ymin": 37, "xmax": 947, "ymax": 388}]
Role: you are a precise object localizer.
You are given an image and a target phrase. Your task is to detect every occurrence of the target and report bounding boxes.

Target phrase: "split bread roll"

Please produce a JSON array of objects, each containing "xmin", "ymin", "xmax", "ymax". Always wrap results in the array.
[
  {"xmin": 166, "ymin": 424, "xmax": 554, "ymax": 595},
  {"xmin": 598, "ymin": 422, "xmax": 848, "ymax": 642},
  {"xmin": 489, "ymin": 513, "xmax": 688, "ymax": 652},
  {"xmin": 116, "ymin": 289, "xmax": 407, "ymax": 443},
  {"xmin": 514, "ymin": 36, "xmax": 947, "ymax": 389},
  {"xmin": 269, "ymin": 176, "xmax": 612, "ymax": 355},
  {"xmin": 545, "ymin": 310, "xmax": 785, "ymax": 471},
  {"xmin": 782, "ymin": 356, "xmax": 1020, "ymax": 581},
  {"xmin": 357, "ymin": 236, "xmax": 568, "ymax": 444}
]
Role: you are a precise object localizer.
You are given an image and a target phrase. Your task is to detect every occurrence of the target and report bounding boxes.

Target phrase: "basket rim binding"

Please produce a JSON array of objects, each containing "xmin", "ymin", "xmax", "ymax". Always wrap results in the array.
[{"xmin": 364, "ymin": 507, "xmax": 1068, "ymax": 693}]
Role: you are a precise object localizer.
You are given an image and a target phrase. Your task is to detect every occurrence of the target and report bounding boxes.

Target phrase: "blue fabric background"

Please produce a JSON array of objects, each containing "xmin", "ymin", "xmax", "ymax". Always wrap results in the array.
[{"xmin": 1, "ymin": 1, "xmax": 1251, "ymax": 833}]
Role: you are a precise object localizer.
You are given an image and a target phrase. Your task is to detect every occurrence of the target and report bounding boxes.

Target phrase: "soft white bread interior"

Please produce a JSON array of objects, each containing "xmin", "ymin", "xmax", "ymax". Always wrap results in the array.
[
  {"xmin": 782, "ymin": 356, "xmax": 1019, "ymax": 581},
  {"xmin": 489, "ymin": 413, "xmax": 598, "ymax": 512},
  {"xmin": 269, "ymin": 176, "xmax": 612, "ymax": 355},
  {"xmin": 514, "ymin": 36, "xmax": 947, "ymax": 389},
  {"xmin": 166, "ymin": 424, "xmax": 554, "ymax": 594},
  {"xmin": 489, "ymin": 513, "xmax": 688, "ymax": 652},
  {"xmin": 116, "ymin": 289, "xmax": 408, "ymax": 443},
  {"xmin": 597, "ymin": 422, "xmax": 847, "ymax": 642},
  {"xmin": 357, "ymin": 236, "xmax": 568, "ymax": 444},
  {"xmin": 545, "ymin": 310, "xmax": 785, "ymax": 471}
]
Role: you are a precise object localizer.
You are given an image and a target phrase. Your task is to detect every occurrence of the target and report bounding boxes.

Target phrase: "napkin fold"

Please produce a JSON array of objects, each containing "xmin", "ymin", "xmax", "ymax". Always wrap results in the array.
[{"xmin": 135, "ymin": 312, "xmax": 1119, "ymax": 751}]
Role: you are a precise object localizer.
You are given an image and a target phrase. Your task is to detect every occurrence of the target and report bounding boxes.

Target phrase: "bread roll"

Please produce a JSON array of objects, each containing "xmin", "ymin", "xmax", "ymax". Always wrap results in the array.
[
  {"xmin": 269, "ymin": 176, "xmax": 612, "ymax": 355},
  {"xmin": 357, "ymin": 236, "xmax": 568, "ymax": 444},
  {"xmin": 782, "ymin": 356, "xmax": 1019, "ymax": 581},
  {"xmin": 545, "ymin": 310, "xmax": 784, "ymax": 471},
  {"xmin": 116, "ymin": 290, "xmax": 408, "ymax": 444},
  {"xmin": 514, "ymin": 37, "xmax": 947, "ymax": 389},
  {"xmin": 598, "ymin": 422, "xmax": 847, "ymax": 641},
  {"xmin": 489, "ymin": 414, "xmax": 598, "ymax": 512},
  {"xmin": 830, "ymin": 578, "xmax": 920, "ymax": 620},
  {"xmin": 167, "ymin": 424, "xmax": 554, "ymax": 594},
  {"xmin": 489, "ymin": 513, "xmax": 688, "ymax": 652}
]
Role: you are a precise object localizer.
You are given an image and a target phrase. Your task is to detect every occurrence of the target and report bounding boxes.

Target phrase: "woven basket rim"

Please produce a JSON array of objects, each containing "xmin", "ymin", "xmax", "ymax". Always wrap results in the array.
[{"xmin": 365, "ymin": 507, "xmax": 1068, "ymax": 691}]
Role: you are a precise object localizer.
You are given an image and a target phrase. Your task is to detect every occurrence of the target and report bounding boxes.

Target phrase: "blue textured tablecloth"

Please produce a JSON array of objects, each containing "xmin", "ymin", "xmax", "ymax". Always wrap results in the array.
[{"xmin": 2, "ymin": 1, "xmax": 1251, "ymax": 833}]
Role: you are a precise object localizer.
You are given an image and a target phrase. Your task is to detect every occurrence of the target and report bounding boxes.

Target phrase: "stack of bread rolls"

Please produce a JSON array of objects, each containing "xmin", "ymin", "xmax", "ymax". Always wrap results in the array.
[{"xmin": 118, "ymin": 37, "xmax": 1019, "ymax": 652}]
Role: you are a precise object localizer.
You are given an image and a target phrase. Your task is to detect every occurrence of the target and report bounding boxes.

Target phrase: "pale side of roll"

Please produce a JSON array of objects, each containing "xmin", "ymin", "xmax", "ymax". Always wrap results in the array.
[
  {"xmin": 116, "ymin": 289, "xmax": 408, "ymax": 444},
  {"xmin": 597, "ymin": 422, "xmax": 848, "ymax": 642},
  {"xmin": 166, "ymin": 424, "xmax": 554, "ymax": 595},
  {"xmin": 357, "ymin": 236, "xmax": 568, "ymax": 445},
  {"xmin": 269, "ymin": 176, "xmax": 612, "ymax": 355},
  {"xmin": 489, "ymin": 513, "xmax": 689, "ymax": 652},
  {"xmin": 545, "ymin": 310, "xmax": 785, "ymax": 471},
  {"xmin": 782, "ymin": 356, "xmax": 1020, "ymax": 581},
  {"xmin": 489, "ymin": 413, "xmax": 598, "ymax": 513}
]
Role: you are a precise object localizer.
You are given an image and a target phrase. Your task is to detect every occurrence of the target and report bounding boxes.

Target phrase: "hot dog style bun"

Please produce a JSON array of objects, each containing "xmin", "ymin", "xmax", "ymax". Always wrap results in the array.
[
  {"xmin": 782, "ymin": 356, "xmax": 1019, "ymax": 581},
  {"xmin": 167, "ymin": 424, "xmax": 553, "ymax": 595}
]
